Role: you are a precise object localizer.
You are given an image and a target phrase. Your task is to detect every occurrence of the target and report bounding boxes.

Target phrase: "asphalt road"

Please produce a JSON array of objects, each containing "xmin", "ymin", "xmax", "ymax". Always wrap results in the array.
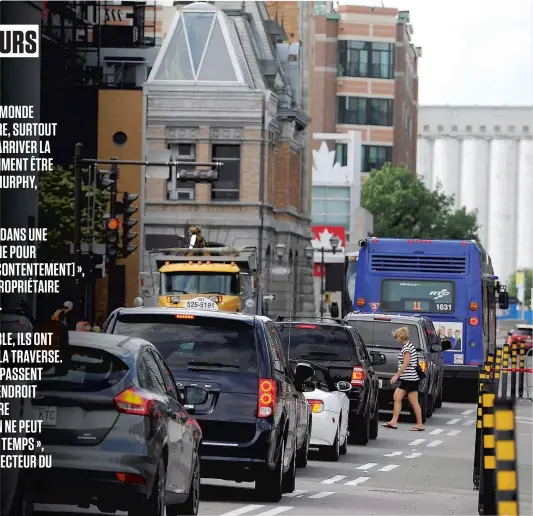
[{"xmin": 36, "ymin": 400, "xmax": 533, "ymax": 516}]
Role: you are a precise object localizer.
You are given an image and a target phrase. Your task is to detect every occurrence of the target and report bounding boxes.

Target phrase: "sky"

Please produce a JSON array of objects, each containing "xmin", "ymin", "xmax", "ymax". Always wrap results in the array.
[{"xmin": 341, "ymin": 0, "xmax": 533, "ymax": 106}]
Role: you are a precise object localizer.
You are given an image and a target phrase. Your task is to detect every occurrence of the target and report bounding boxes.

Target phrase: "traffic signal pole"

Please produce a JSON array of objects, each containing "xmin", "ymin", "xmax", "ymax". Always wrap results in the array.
[{"xmin": 73, "ymin": 142, "xmax": 83, "ymax": 324}]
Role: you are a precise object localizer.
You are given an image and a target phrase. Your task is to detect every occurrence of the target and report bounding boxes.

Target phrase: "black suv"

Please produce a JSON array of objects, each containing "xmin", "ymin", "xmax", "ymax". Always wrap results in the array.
[
  {"xmin": 105, "ymin": 308, "xmax": 312, "ymax": 502},
  {"xmin": 344, "ymin": 312, "xmax": 449, "ymax": 421},
  {"xmin": 276, "ymin": 319, "xmax": 384, "ymax": 445}
]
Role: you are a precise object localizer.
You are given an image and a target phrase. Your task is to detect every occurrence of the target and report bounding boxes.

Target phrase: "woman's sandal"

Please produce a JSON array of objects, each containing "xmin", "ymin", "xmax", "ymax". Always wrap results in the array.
[
  {"xmin": 409, "ymin": 427, "xmax": 425, "ymax": 431},
  {"xmin": 382, "ymin": 423, "xmax": 398, "ymax": 429}
]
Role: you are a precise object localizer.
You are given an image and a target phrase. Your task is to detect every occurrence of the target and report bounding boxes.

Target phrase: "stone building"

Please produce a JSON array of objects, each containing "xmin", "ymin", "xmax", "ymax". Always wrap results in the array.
[{"xmin": 142, "ymin": 1, "xmax": 315, "ymax": 316}]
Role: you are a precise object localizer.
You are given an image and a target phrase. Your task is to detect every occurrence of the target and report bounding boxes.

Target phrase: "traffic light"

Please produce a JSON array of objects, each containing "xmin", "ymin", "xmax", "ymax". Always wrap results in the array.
[
  {"xmin": 121, "ymin": 192, "xmax": 138, "ymax": 257},
  {"xmin": 95, "ymin": 169, "xmax": 115, "ymax": 189},
  {"xmin": 104, "ymin": 214, "xmax": 120, "ymax": 260},
  {"xmin": 176, "ymin": 167, "xmax": 218, "ymax": 183}
]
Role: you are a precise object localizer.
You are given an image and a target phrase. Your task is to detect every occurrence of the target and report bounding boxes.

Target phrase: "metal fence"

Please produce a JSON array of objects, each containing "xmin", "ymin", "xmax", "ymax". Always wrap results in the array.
[{"xmin": 473, "ymin": 343, "xmax": 531, "ymax": 515}]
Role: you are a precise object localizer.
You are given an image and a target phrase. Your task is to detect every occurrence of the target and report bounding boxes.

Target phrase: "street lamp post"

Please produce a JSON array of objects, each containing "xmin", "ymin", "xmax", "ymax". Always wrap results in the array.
[{"xmin": 320, "ymin": 235, "xmax": 340, "ymax": 319}]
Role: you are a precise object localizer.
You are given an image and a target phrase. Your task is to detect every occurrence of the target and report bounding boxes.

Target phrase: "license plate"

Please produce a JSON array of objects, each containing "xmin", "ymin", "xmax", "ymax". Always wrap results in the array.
[
  {"xmin": 378, "ymin": 379, "xmax": 383, "ymax": 388},
  {"xmin": 34, "ymin": 406, "xmax": 57, "ymax": 427}
]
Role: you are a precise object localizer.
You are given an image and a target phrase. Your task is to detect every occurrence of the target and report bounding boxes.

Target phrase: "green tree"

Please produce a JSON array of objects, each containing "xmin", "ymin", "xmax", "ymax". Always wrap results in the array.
[
  {"xmin": 361, "ymin": 163, "xmax": 480, "ymax": 240},
  {"xmin": 38, "ymin": 165, "xmax": 109, "ymax": 261},
  {"xmin": 507, "ymin": 269, "xmax": 533, "ymax": 307}
]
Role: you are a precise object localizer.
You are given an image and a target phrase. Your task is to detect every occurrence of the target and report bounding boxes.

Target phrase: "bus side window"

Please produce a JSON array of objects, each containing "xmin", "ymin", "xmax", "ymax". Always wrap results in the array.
[
  {"xmin": 482, "ymin": 281, "xmax": 489, "ymax": 351},
  {"xmin": 488, "ymin": 283, "xmax": 497, "ymax": 352}
]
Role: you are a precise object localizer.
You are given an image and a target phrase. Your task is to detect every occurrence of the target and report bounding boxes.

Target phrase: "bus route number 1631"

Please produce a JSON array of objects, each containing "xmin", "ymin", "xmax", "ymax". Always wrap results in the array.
[{"xmin": 436, "ymin": 303, "xmax": 452, "ymax": 312}]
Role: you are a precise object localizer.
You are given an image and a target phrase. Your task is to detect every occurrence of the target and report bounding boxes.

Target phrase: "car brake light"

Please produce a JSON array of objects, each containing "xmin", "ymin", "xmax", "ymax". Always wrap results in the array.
[
  {"xmin": 356, "ymin": 297, "xmax": 365, "ymax": 307},
  {"xmin": 351, "ymin": 366, "xmax": 365, "ymax": 387},
  {"xmin": 307, "ymin": 399, "xmax": 324, "ymax": 413},
  {"xmin": 371, "ymin": 238, "xmax": 378, "ymax": 242},
  {"xmin": 175, "ymin": 314, "xmax": 195, "ymax": 320},
  {"xmin": 116, "ymin": 473, "xmax": 145, "ymax": 484},
  {"xmin": 469, "ymin": 317, "xmax": 479, "ymax": 326},
  {"xmin": 418, "ymin": 359, "xmax": 427, "ymax": 372},
  {"xmin": 258, "ymin": 379, "xmax": 276, "ymax": 418},
  {"xmin": 374, "ymin": 315, "xmax": 391, "ymax": 321},
  {"xmin": 114, "ymin": 387, "xmax": 158, "ymax": 417},
  {"xmin": 296, "ymin": 324, "xmax": 320, "ymax": 329}
]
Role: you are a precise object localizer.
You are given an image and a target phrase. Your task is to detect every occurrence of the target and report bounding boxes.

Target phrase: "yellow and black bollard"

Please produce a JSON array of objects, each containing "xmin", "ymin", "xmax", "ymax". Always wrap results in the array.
[
  {"xmin": 501, "ymin": 343, "xmax": 510, "ymax": 398},
  {"xmin": 495, "ymin": 347, "xmax": 503, "ymax": 384},
  {"xmin": 510, "ymin": 343, "xmax": 518, "ymax": 400},
  {"xmin": 478, "ymin": 380, "xmax": 496, "ymax": 515},
  {"xmin": 473, "ymin": 368, "xmax": 487, "ymax": 490},
  {"xmin": 495, "ymin": 397, "xmax": 519, "ymax": 516},
  {"xmin": 518, "ymin": 342, "xmax": 525, "ymax": 398}
]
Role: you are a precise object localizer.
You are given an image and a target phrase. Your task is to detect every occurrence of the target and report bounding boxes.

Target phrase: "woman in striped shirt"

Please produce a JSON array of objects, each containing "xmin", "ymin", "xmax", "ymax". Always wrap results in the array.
[{"xmin": 382, "ymin": 326, "xmax": 425, "ymax": 431}]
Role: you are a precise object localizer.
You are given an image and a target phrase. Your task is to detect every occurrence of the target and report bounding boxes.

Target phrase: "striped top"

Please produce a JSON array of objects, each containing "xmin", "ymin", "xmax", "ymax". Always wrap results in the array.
[{"xmin": 397, "ymin": 341, "xmax": 419, "ymax": 381}]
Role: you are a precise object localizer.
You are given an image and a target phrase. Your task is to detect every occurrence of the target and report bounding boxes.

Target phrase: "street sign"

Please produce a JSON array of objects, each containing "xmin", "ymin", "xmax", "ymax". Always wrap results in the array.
[
  {"xmin": 263, "ymin": 294, "xmax": 276, "ymax": 301},
  {"xmin": 184, "ymin": 297, "xmax": 219, "ymax": 311},
  {"xmin": 270, "ymin": 266, "xmax": 290, "ymax": 276}
]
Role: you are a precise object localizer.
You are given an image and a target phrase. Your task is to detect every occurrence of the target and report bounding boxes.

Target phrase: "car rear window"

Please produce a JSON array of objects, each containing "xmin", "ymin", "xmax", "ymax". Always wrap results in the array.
[
  {"xmin": 36, "ymin": 346, "xmax": 129, "ymax": 392},
  {"xmin": 514, "ymin": 328, "xmax": 532, "ymax": 336},
  {"xmin": 113, "ymin": 314, "xmax": 258, "ymax": 372},
  {"xmin": 346, "ymin": 320, "xmax": 422, "ymax": 350},
  {"xmin": 278, "ymin": 325, "xmax": 354, "ymax": 361}
]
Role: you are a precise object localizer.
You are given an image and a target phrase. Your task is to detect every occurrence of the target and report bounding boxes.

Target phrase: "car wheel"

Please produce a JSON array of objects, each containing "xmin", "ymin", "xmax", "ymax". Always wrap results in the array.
[
  {"xmin": 323, "ymin": 427, "xmax": 340, "ymax": 461},
  {"xmin": 256, "ymin": 438, "xmax": 283, "ymax": 502},
  {"xmin": 349, "ymin": 412, "xmax": 369, "ymax": 446},
  {"xmin": 339, "ymin": 417, "xmax": 348, "ymax": 455},
  {"xmin": 369, "ymin": 402, "xmax": 379, "ymax": 440},
  {"xmin": 282, "ymin": 441, "xmax": 297, "ymax": 493},
  {"xmin": 296, "ymin": 423, "xmax": 310, "ymax": 468},
  {"xmin": 129, "ymin": 459, "xmax": 165, "ymax": 516},
  {"xmin": 435, "ymin": 384, "xmax": 443, "ymax": 408},
  {"xmin": 426, "ymin": 394, "xmax": 434, "ymax": 418},
  {"xmin": 167, "ymin": 455, "xmax": 200, "ymax": 516}
]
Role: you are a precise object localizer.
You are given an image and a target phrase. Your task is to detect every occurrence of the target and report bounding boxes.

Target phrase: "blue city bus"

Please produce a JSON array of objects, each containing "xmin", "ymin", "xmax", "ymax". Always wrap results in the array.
[{"xmin": 352, "ymin": 238, "xmax": 509, "ymax": 397}]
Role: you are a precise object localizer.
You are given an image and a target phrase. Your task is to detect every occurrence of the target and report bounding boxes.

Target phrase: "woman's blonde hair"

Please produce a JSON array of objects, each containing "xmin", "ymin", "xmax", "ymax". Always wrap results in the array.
[{"xmin": 392, "ymin": 326, "xmax": 410, "ymax": 343}]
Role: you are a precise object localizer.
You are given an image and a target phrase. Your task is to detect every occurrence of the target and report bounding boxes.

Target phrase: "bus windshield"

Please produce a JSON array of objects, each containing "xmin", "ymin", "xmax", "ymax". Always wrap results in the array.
[
  {"xmin": 345, "ymin": 260, "xmax": 357, "ymax": 307},
  {"xmin": 162, "ymin": 272, "xmax": 239, "ymax": 296},
  {"xmin": 380, "ymin": 279, "xmax": 455, "ymax": 314}
]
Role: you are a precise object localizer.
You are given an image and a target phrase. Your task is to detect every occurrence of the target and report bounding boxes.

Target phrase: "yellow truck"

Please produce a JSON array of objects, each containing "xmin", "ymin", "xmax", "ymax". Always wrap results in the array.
[{"xmin": 140, "ymin": 246, "xmax": 260, "ymax": 313}]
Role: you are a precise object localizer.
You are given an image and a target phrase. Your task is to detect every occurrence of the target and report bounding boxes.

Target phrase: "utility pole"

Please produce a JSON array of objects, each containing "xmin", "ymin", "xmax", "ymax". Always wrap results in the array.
[
  {"xmin": 107, "ymin": 158, "xmax": 119, "ymax": 315},
  {"xmin": 73, "ymin": 142, "xmax": 83, "ymax": 323}
]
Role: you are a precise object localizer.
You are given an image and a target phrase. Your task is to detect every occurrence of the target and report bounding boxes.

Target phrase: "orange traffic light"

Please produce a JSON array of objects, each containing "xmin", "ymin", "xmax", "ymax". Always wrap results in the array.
[{"xmin": 106, "ymin": 217, "xmax": 120, "ymax": 231}]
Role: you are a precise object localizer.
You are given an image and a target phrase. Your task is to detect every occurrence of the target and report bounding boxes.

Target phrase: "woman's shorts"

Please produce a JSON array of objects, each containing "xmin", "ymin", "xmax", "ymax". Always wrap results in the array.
[{"xmin": 398, "ymin": 380, "xmax": 419, "ymax": 393}]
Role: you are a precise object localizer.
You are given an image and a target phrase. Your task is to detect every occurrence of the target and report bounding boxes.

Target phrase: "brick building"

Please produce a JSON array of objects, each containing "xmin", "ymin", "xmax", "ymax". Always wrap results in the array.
[{"xmin": 142, "ymin": 1, "xmax": 315, "ymax": 317}]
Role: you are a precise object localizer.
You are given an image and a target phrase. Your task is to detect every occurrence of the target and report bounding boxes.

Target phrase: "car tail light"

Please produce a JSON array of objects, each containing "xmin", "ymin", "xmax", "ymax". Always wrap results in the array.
[
  {"xmin": 418, "ymin": 359, "xmax": 427, "ymax": 372},
  {"xmin": 258, "ymin": 379, "xmax": 276, "ymax": 418},
  {"xmin": 296, "ymin": 324, "xmax": 320, "ymax": 329},
  {"xmin": 356, "ymin": 297, "xmax": 365, "ymax": 307},
  {"xmin": 307, "ymin": 399, "xmax": 324, "ymax": 413},
  {"xmin": 374, "ymin": 315, "xmax": 391, "ymax": 321},
  {"xmin": 175, "ymin": 314, "xmax": 195, "ymax": 320},
  {"xmin": 116, "ymin": 473, "xmax": 145, "ymax": 484},
  {"xmin": 114, "ymin": 387, "xmax": 157, "ymax": 417},
  {"xmin": 351, "ymin": 366, "xmax": 365, "ymax": 387}
]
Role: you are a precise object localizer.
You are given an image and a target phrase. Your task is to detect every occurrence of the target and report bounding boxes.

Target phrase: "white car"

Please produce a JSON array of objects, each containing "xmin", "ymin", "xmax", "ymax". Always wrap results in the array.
[{"xmin": 303, "ymin": 362, "xmax": 351, "ymax": 461}]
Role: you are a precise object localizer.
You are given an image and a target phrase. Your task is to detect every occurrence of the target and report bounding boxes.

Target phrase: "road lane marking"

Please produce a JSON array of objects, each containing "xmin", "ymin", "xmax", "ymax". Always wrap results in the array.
[
  {"xmin": 308, "ymin": 492, "xmax": 334, "ymax": 499},
  {"xmin": 283, "ymin": 490, "xmax": 308, "ymax": 498},
  {"xmin": 463, "ymin": 419, "xmax": 475, "ymax": 426},
  {"xmin": 516, "ymin": 416, "xmax": 533, "ymax": 421},
  {"xmin": 447, "ymin": 430, "xmax": 461, "ymax": 436},
  {"xmin": 256, "ymin": 507, "xmax": 294, "ymax": 516},
  {"xmin": 356, "ymin": 462, "xmax": 378, "ymax": 471},
  {"xmin": 220, "ymin": 506, "xmax": 265, "ymax": 516},
  {"xmin": 516, "ymin": 419, "xmax": 533, "ymax": 425},
  {"xmin": 378, "ymin": 464, "xmax": 399, "ymax": 471},
  {"xmin": 462, "ymin": 409, "xmax": 474, "ymax": 415},
  {"xmin": 429, "ymin": 429, "xmax": 443, "ymax": 434},
  {"xmin": 405, "ymin": 452, "xmax": 422, "ymax": 458},
  {"xmin": 427, "ymin": 440, "xmax": 443, "ymax": 447},
  {"xmin": 322, "ymin": 475, "xmax": 346, "ymax": 484},
  {"xmin": 384, "ymin": 451, "xmax": 403, "ymax": 457},
  {"xmin": 408, "ymin": 438, "xmax": 426, "ymax": 446},
  {"xmin": 345, "ymin": 476, "xmax": 370, "ymax": 486},
  {"xmin": 447, "ymin": 418, "xmax": 461, "ymax": 425}
]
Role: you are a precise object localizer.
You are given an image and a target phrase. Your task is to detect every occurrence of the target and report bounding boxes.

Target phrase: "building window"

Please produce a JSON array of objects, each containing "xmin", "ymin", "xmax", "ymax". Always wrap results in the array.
[
  {"xmin": 362, "ymin": 145, "xmax": 392, "ymax": 172},
  {"xmin": 509, "ymin": 125, "xmax": 515, "ymax": 132},
  {"xmin": 211, "ymin": 144, "xmax": 240, "ymax": 201},
  {"xmin": 466, "ymin": 125, "xmax": 472, "ymax": 132},
  {"xmin": 108, "ymin": 62, "xmax": 138, "ymax": 87},
  {"xmin": 480, "ymin": 125, "xmax": 486, "ymax": 132},
  {"xmin": 337, "ymin": 40, "xmax": 394, "ymax": 79},
  {"xmin": 312, "ymin": 186, "xmax": 350, "ymax": 227},
  {"xmin": 494, "ymin": 125, "xmax": 500, "ymax": 132},
  {"xmin": 167, "ymin": 144, "xmax": 196, "ymax": 200},
  {"xmin": 423, "ymin": 125, "xmax": 430, "ymax": 131},
  {"xmin": 451, "ymin": 125, "xmax": 458, "ymax": 132},
  {"xmin": 337, "ymin": 96, "xmax": 393, "ymax": 126},
  {"xmin": 437, "ymin": 125, "xmax": 444, "ymax": 132},
  {"xmin": 335, "ymin": 143, "xmax": 348, "ymax": 167},
  {"xmin": 523, "ymin": 126, "xmax": 530, "ymax": 133}
]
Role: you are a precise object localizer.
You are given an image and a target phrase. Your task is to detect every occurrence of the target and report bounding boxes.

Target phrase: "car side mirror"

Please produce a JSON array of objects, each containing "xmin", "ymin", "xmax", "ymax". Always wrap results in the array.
[
  {"xmin": 336, "ymin": 380, "xmax": 352, "ymax": 392},
  {"xmin": 183, "ymin": 386, "xmax": 208, "ymax": 407},
  {"xmin": 294, "ymin": 362, "xmax": 314, "ymax": 386},
  {"xmin": 371, "ymin": 351, "xmax": 386, "ymax": 365},
  {"xmin": 431, "ymin": 343, "xmax": 443, "ymax": 352},
  {"xmin": 441, "ymin": 340, "xmax": 452, "ymax": 351}
]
